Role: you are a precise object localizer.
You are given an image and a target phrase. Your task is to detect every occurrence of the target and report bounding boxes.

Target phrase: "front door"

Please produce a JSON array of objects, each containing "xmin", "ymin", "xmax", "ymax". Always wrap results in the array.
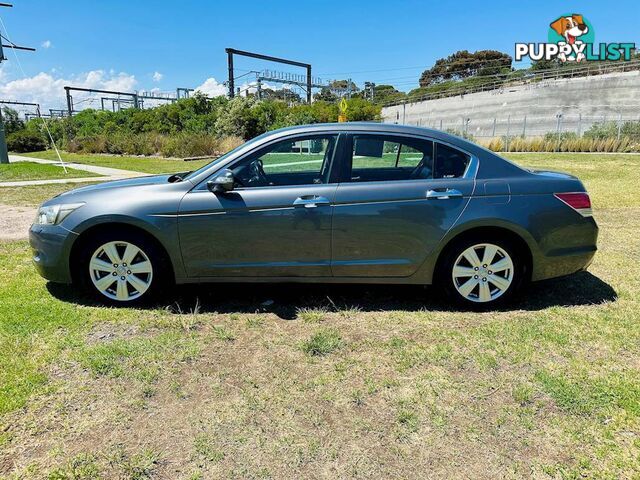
[
  {"xmin": 179, "ymin": 134, "xmax": 340, "ymax": 277},
  {"xmin": 331, "ymin": 134, "xmax": 475, "ymax": 277}
]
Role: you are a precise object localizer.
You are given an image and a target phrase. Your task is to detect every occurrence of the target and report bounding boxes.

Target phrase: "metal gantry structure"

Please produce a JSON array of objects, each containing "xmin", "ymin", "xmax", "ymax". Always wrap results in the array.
[
  {"xmin": 0, "ymin": 99, "xmax": 41, "ymax": 114},
  {"xmin": 0, "ymin": 100, "xmax": 43, "ymax": 123},
  {"xmin": 255, "ymin": 69, "xmax": 325, "ymax": 100},
  {"xmin": 64, "ymin": 86, "xmax": 139, "ymax": 116},
  {"xmin": 176, "ymin": 87, "xmax": 194, "ymax": 99},
  {"xmin": 226, "ymin": 48, "xmax": 315, "ymax": 103},
  {"xmin": 64, "ymin": 86, "xmax": 196, "ymax": 115},
  {"xmin": 0, "ymin": 2, "xmax": 36, "ymax": 164}
]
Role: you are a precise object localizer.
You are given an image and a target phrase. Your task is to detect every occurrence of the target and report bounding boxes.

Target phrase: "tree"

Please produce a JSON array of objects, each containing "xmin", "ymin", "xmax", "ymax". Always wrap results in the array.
[
  {"xmin": 259, "ymin": 88, "xmax": 302, "ymax": 103},
  {"xmin": 419, "ymin": 50, "xmax": 512, "ymax": 86},
  {"xmin": 314, "ymin": 88, "xmax": 338, "ymax": 102},
  {"xmin": 314, "ymin": 79, "xmax": 360, "ymax": 102},
  {"xmin": 371, "ymin": 84, "xmax": 406, "ymax": 104},
  {"xmin": 2, "ymin": 107, "xmax": 24, "ymax": 135},
  {"xmin": 530, "ymin": 58, "xmax": 562, "ymax": 71},
  {"xmin": 328, "ymin": 79, "xmax": 359, "ymax": 94}
]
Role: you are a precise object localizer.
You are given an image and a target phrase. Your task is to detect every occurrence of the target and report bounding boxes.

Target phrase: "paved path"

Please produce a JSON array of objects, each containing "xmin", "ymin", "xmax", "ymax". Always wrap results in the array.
[
  {"xmin": 0, "ymin": 155, "xmax": 150, "ymax": 240},
  {"xmin": 1, "ymin": 154, "xmax": 147, "ymax": 187}
]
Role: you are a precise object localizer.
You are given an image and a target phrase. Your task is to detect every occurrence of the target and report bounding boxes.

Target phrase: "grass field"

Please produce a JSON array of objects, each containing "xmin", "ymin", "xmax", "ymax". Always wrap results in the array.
[
  {"xmin": 0, "ymin": 162, "xmax": 98, "ymax": 182},
  {"xmin": 0, "ymin": 153, "xmax": 639, "ymax": 478},
  {"xmin": 20, "ymin": 151, "xmax": 211, "ymax": 175}
]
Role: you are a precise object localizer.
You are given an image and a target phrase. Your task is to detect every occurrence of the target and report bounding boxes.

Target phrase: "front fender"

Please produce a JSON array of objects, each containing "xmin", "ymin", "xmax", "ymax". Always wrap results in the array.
[{"xmin": 68, "ymin": 213, "xmax": 186, "ymax": 281}]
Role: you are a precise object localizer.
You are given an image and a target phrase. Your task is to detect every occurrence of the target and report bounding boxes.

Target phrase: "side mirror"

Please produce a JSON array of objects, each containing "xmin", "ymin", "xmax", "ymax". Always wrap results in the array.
[{"xmin": 207, "ymin": 169, "xmax": 235, "ymax": 193}]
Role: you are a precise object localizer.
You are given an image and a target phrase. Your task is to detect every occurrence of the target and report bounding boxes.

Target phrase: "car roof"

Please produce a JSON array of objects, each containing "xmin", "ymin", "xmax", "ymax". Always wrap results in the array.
[{"xmin": 270, "ymin": 122, "xmax": 445, "ymax": 138}]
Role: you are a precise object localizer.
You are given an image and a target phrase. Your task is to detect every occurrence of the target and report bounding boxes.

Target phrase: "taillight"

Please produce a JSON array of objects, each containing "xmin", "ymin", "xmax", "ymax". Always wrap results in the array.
[{"xmin": 554, "ymin": 192, "xmax": 592, "ymax": 217}]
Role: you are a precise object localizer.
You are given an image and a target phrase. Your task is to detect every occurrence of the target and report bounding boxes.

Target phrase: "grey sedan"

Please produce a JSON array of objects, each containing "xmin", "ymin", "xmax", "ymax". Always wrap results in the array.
[{"xmin": 30, "ymin": 123, "xmax": 598, "ymax": 307}]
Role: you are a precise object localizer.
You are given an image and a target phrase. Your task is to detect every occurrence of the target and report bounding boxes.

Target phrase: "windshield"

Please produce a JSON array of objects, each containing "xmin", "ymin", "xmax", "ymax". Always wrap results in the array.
[{"xmin": 182, "ymin": 132, "xmax": 272, "ymax": 181}]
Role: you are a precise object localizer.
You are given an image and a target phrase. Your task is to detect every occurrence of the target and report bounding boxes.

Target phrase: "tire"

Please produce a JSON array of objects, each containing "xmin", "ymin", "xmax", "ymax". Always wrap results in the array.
[
  {"xmin": 76, "ymin": 230, "xmax": 171, "ymax": 306},
  {"xmin": 438, "ymin": 236, "xmax": 524, "ymax": 309}
]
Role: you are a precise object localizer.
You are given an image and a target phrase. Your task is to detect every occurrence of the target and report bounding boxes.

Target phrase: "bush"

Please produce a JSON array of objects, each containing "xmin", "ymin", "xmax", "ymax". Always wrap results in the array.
[
  {"xmin": 6, "ymin": 130, "xmax": 48, "ymax": 153},
  {"xmin": 25, "ymin": 95, "xmax": 381, "ymax": 148},
  {"xmin": 60, "ymin": 132, "xmax": 245, "ymax": 158},
  {"xmin": 159, "ymin": 133, "xmax": 219, "ymax": 158},
  {"xmin": 584, "ymin": 120, "xmax": 640, "ymax": 141}
]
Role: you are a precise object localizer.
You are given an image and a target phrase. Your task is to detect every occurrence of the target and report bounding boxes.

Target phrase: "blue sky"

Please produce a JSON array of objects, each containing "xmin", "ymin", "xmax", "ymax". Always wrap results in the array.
[{"xmin": 1, "ymin": 0, "xmax": 638, "ymax": 110}]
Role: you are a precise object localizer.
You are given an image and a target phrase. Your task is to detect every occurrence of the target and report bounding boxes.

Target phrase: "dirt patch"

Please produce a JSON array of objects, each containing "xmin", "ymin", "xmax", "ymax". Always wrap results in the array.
[{"xmin": 0, "ymin": 204, "xmax": 35, "ymax": 241}]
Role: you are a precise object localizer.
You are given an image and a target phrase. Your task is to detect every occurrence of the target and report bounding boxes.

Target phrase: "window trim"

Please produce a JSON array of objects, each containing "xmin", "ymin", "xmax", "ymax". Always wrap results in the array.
[{"xmin": 341, "ymin": 132, "xmax": 478, "ymax": 184}]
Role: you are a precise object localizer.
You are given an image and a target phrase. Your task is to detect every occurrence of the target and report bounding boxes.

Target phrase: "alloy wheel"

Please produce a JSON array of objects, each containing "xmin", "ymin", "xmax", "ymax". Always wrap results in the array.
[
  {"xmin": 88, "ymin": 241, "xmax": 153, "ymax": 302},
  {"xmin": 451, "ymin": 243, "xmax": 514, "ymax": 303}
]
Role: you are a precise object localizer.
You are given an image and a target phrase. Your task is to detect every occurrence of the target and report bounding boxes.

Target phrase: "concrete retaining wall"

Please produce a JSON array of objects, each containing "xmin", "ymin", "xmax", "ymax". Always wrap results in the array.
[{"xmin": 381, "ymin": 70, "xmax": 640, "ymax": 138}]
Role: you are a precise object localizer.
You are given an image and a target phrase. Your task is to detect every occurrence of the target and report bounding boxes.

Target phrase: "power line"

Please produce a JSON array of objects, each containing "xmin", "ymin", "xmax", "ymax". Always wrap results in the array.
[
  {"xmin": 0, "ymin": 9, "xmax": 67, "ymax": 171},
  {"xmin": 318, "ymin": 59, "xmax": 532, "ymax": 77}
]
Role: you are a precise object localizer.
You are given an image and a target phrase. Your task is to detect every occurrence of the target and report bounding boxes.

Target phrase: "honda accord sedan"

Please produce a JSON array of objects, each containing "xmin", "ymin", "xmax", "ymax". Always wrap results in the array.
[{"xmin": 30, "ymin": 123, "xmax": 598, "ymax": 307}]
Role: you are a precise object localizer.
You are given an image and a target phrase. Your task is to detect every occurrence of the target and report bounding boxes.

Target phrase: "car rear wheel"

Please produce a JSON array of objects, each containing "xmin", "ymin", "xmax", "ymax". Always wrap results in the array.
[
  {"xmin": 439, "ymin": 238, "xmax": 522, "ymax": 308},
  {"xmin": 78, "ymin": 231, "xmax": 168, "ymax": 305}
]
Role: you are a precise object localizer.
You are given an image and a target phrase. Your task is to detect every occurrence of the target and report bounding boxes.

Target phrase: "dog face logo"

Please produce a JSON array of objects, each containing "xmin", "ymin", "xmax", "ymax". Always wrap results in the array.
[
  {"xmin": 515, "ymin": 14, "xmax": 634, "ymax": 63},
  {"xmin": 548, "ymin": 13, "xmax": 594, "ymax": 62},
  {"xmin": 550, "ymin": 14, "xmax": 589, "ymax": 45}
]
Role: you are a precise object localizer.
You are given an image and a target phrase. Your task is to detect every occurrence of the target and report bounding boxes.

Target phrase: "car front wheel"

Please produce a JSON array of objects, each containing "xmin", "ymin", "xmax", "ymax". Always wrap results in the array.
[
  {"xmin": 78, "ymin": 231, "xmax": 168, "ymax": 305},
  {"xmin": 440, "ymin": 238, "xmax": 522, "ymax": 307}
]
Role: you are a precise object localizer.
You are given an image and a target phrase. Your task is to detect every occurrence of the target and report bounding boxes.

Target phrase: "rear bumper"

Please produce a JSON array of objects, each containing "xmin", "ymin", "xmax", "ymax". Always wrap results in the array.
[
  {"xmin": 29, "ymin": 224, "xmax": 77, "ymax": 284},
  {"xmin": 532, "ymin": 247, "xmax": 596, "ymax": 281},
  {"xmin": 531, "ymin": 216, "xmax": 598, "ymax": 281}
]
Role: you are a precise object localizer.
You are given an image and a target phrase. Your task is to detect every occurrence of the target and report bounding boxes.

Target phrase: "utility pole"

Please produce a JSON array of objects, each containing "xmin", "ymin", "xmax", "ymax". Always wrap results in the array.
[{"xmin": 0, "ymin": 3, "xmax": 36, "ymax": 164}]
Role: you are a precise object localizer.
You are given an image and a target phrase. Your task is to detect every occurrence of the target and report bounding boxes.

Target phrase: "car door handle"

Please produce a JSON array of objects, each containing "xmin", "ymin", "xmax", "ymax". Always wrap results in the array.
[
  {"xmin": 426, "ymin": 188, "xmax": 463, "ymax": 200},
  {"xmin": 293, "ymin": 195, "xmax": 330, "ymax": 208}
]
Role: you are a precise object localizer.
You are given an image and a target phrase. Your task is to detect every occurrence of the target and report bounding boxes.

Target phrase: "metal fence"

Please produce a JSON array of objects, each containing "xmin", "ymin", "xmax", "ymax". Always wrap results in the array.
[{"xmin": 388, "ymin": 113, "xmax": 640, "ymax": 140}]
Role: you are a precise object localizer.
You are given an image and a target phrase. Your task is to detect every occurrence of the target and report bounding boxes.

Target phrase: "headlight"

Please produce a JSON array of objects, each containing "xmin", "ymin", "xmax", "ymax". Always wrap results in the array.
[{"xmin": 34, "ymin": 203, "xmax": 85, "ymax": 225}]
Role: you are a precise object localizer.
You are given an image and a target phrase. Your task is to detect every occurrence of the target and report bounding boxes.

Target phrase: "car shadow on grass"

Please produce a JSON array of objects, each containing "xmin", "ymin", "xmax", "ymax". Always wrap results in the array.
[{"xmin": 47, "ymin": 271, "xmax": 617, "ymax": 319}]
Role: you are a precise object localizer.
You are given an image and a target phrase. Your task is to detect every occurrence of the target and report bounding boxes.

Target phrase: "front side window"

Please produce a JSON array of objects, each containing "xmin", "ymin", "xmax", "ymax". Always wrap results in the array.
[
  {"xmin": 232, "ymin": 135, "xmax": 337, "ymax": 187},
  {"xmin": 349, "ymin": 135, "xmax": 434, "ymax": 182}
]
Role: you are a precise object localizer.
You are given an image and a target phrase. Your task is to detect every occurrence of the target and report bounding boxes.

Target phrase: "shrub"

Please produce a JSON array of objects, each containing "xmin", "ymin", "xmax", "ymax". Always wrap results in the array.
[
  {"xmin": 6, "ymin": 130, "xmax": 48, "ymax": 153},
  {"xmin": 159, "ymin": 133, "xmax": 219, "ymax": 158},
  {"xmin": 218, "ymin": 135, "xmax": 244, "ymax": 154},
  {"xmin": 480, "ymin": 135, "xmax": 639, "ymax": 153},
  {"xmin": 59, "ymin": 132, "xmax": 245, "ymax": 158}
]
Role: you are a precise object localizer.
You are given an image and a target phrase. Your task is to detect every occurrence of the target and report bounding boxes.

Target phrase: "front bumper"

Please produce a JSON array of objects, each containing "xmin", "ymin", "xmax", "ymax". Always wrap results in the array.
[{"xmin": 29, "ymin": 224, "xmax": 77, "ymax": 284}]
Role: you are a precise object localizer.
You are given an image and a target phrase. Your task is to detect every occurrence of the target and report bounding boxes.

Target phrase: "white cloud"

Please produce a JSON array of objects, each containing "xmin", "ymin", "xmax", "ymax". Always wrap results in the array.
[
  {"xmin": 41, "ymin": 40, "xmax": 52, "ymax": 49},
  {"xmin": 0, "ymin": 69, "xmax": 138, "ymax": 111},
  {"xmin": 193, "ymin": 77, "xmax": 227, "ymax": 97},
  {"xmin": 152, "ymin": 71, "xmax": 163, "ymax": 82}
]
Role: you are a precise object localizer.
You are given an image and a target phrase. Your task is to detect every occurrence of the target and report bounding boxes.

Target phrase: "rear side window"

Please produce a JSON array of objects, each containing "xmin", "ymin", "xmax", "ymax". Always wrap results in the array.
[
  {"xmin": 434, "ymin": 143, "xmax": 470, "ymax": 178},
  {"xmin": 348, "ymin": 135, "xmax": 434, "ymax": 182}
]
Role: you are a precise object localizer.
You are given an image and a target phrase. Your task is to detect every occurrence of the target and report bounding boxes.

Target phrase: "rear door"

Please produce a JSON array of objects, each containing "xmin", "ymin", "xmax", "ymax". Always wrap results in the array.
[{"xmin": 331, "ymin": 133, "xmax": 475, "ymax": 277}]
